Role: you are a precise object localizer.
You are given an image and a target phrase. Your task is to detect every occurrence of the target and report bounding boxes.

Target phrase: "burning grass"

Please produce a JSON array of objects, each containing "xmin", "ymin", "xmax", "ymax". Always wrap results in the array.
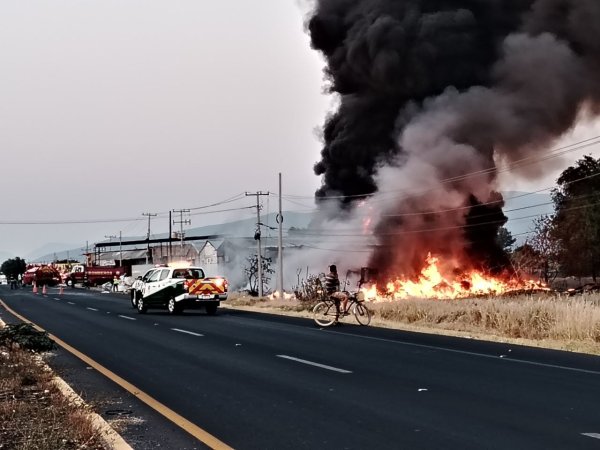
[{"xmin": 0, "ymin": 325, "xmax": 106, "ymax": 450}]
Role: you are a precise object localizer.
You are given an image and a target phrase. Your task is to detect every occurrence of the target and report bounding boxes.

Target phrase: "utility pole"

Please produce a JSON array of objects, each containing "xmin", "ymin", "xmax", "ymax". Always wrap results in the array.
[
  {"xmin": 142, "ymin": 213, "xmax": 157, "ymax": 264},
  {"xmin": 277, "ymin": 173, "xmax": 284, "ymax": 299},
  {"xmin": 172, "ymin": 209, "xmax": 191, "ymax": 260},
  {"xmin": 119, "ymin": 231, "xmax": 122, "ymax": 267},
  {"xmin": 168, "ymin": 211, "xmax": 173, "ymax": 263},
  {"xmin": 105, "ymin": 234, "xmax": 117, "ymax": 265},
  {"xmin": 245, "ymin": 191, "xmax": 270, "ymax": 297}
]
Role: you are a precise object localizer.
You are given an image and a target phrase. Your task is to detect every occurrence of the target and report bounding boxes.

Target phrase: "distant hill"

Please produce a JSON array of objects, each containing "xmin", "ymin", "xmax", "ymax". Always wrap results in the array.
[
  {"xmin": 29, "ymin": 197, "xmax": 552, "ymax": 263},
  {"xmin": 183, "ymin": 211, "xmax": 314, "ymax": 238},
  {"xmin": 31, "ymin": 211, "xmax": 315, "ymax": 262},
  {"xmin": 28, "ymin": 243, "xmax": 87, "ymax": 263}
]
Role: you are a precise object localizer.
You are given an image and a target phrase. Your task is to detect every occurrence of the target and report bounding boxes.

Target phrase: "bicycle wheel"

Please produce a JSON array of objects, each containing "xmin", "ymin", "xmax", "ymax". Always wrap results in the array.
[
  {"xmin": 313, "ymin": 301, "xmax": 338, "ymax": 327},
  {"xmin": 353, "ymin": 302, "xmax": 371, "ymax": 326}
]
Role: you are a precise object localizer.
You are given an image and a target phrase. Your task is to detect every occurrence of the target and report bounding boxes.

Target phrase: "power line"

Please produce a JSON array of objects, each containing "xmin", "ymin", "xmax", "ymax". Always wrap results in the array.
[
  {"xmin": 173, "ymin": 209, "xmax": 191, "ymax": 251},
  {"xmin": 279, "ymin": 170, "xmax": 600, "ymax": 224},
  {"xmin": 287, "ymin": 200, "xmax": 600, "ymax": 238},
  {"xmin": 282, "ymin": 135, "xmax": 600, "ymax": 200},
  {"xmin": 189, "ymin": 206, "xmax": 256, "ymax": 217},
  {"xmin": 187, "ymin": 193, "xmax": 246, "ymax": 211}
]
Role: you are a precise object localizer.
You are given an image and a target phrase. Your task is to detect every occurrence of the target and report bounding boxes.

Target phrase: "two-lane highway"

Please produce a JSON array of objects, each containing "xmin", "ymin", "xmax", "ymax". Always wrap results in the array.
[{"xmin": 1, "ymin": 286, "xmax": 599, "ymax": 449}]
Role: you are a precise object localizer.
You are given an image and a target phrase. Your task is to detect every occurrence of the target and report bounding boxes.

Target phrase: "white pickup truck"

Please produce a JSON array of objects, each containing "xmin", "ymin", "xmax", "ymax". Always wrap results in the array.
[{"xmin": 130, "ymin": 266, "xmax": 228, "ymax": 315}]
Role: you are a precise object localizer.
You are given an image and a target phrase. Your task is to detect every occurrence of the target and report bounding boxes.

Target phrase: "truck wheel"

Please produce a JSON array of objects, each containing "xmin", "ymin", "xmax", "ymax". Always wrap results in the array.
[
  {"xmin": 167, "ymin": 298, "xmax": 181, "ymax": 315},
  {"xmin": 131, "ymin": 291, "xmax": 138, "ymax": 308},
  {"xmin": 205, "ymin": 303, "xmax": 218, "ymax": 316},
  {"xmin": 67, "ymin": 279, "xmax": 73, "ymax": 287},
  {"xmin": 137, "ymin": 297, "xmax": 147, "ymax": 314}
]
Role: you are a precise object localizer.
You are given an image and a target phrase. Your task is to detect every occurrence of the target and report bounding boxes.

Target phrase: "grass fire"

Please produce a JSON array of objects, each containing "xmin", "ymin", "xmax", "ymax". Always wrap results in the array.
[{"xmin": 360, "ymin": 254, "xmax": 548, "ymax": 302}]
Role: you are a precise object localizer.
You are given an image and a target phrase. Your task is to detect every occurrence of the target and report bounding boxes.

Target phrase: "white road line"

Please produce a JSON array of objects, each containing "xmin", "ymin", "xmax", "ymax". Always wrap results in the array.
[
  {"xmin": 53, "ymin": 298, "xmax": 61, "ymax": 301},
  {"xmin": 324, "ymin": 330, "xmax": 600, "ymax": 376},
  {"xmin": 86, "ymin": 307, "xmax": 99, "ymax": 312},
  {"xmin": 582, "ymin": 433, "xmax": 600, "ymax": 440},
  {"xmin": 171, "ymin": 328, "xmax": 204, "ymax": 337},
  {"xmin": 233, "ymin": 315, "xmax": 600, "ymax": 376},
  {"xmin": 276, "ymin": 355, "xmax": 352, "ymax": 374},
  {"xmin": 67, "ymin": 302, "xmax": 75, "ymax": 305},
  {"xmin": 118, "ymin": 315, "xmax": 136, "ymax": 321}
]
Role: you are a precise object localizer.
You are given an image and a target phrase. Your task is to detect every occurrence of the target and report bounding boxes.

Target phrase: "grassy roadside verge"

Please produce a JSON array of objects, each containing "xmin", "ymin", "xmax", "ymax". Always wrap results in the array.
[
  {"xmin": 0, "ymin": 323, "xmax": 106, "ymax": 450},
  {"xmin": 224, "ymin": 292, "xmax": 600, "ymax": 355}
]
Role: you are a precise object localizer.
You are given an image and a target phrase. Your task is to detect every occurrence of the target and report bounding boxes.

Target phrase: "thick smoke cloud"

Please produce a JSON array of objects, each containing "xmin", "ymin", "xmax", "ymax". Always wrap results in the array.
[{"xmin": 309, "ymin": 0, "xmax": 600, "ymax": 277}]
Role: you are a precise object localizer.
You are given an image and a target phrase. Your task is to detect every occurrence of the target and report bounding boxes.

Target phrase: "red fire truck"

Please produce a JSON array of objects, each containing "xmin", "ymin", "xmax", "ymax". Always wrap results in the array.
[
  {"xmin": 22, "ymin": 265, "xmax": 62, "ymax": 286},
  {"xmin": 64, "ymin": 264, "xmax": 129, "ymax": 287}
]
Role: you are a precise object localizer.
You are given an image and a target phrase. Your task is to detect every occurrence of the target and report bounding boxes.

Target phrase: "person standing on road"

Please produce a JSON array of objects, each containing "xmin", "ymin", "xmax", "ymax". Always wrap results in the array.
[
  {"xmin": 112, "ymin": 276, "xmax": 119, "ymax": 292},
  {"xmin": 324, "ymin": 265, "xmax": 348, "ymax": 314}
]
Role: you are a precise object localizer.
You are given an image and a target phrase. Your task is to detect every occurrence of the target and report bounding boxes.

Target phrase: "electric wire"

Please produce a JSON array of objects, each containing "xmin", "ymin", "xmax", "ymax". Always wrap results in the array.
[
  {"xmin": 282, "ymin": 135, "xmax": 600, "ymax": 200},
  {"xmin": 285, "ymin": 200, "xmax": 600, "ymax": 238},
  {"xmin": 189, "ymin": 206, "xmax": 256, "ymax": 217},
  {"xmin": 278, "ymin": 170, "xmax": 600, "ymax": 227}
]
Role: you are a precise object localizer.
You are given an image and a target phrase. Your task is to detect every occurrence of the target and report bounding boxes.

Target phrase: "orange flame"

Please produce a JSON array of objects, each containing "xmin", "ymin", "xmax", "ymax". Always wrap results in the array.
[{"xmin": 361, "ymin": 253, "xmax": 547, "ymax": 301}]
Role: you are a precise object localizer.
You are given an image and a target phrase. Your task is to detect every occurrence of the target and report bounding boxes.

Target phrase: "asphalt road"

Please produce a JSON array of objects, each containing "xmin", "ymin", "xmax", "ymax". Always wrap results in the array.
[{"xmin": 1, "ymin": 285, "xmax": 599, "ymax": 449}]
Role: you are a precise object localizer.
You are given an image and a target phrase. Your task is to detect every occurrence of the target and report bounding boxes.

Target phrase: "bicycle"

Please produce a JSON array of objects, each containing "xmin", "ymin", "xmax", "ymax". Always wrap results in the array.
[{"xmin": 313, "ymin": 291, "xmax": 372, "ymax": 327}]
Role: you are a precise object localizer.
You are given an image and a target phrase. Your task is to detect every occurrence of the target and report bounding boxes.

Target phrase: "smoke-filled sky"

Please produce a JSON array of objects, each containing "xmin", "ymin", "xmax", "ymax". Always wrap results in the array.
[
  {"xmin": 0, "ymin": 0, "xmax": 598, "ymax": 259},
  {"xmin": 308, "ymin": 0, "xmax": 600, "ymax": 276}
]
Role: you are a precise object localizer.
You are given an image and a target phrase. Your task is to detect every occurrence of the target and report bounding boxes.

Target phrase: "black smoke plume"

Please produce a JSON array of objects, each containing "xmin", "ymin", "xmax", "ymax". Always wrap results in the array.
[{"xmin": 308, "ymin": 0, "xmax": 600, "ymax": 277}]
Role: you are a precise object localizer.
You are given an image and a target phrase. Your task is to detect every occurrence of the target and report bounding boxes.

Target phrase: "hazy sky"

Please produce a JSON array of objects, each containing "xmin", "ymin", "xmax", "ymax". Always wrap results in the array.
[{"xmin": 1, "ymin": 0, "xmax": 598, "ymax": 257}]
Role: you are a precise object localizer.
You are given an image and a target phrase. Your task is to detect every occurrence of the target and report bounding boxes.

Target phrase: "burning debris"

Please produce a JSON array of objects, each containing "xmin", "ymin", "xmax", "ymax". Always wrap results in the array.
[{"xmin": 308, "ymin": 1, "xmax": 600, "ymax": 293}]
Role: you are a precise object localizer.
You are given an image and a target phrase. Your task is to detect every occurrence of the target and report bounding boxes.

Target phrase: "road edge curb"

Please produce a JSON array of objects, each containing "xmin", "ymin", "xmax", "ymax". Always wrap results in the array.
[{"xmin": 0, "ymin": 315, "xmax": 133, "ymax": 450}]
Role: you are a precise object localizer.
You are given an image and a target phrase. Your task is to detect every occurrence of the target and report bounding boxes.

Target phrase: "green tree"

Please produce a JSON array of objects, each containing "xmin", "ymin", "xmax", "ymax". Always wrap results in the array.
[
  {"xmin": 551, "ymin": 155, "xmax": 600, "ymax": 280},
  {"xmin": 496, "ymin": 226, "xmax": 516, "ymax": 252},
  {"xmin": 1, "ymin": 257, "xmax": 27, "ymax": 278}
]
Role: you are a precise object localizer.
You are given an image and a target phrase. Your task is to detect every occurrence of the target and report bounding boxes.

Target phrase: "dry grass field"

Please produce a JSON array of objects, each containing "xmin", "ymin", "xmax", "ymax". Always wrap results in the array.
[
  {"xmin": 225, "ymin": 292, "xmax": 600, "ymax": 355},
  {"xmin": 0, "ymin": 348, "xmax": 105, "ymax": 450}
]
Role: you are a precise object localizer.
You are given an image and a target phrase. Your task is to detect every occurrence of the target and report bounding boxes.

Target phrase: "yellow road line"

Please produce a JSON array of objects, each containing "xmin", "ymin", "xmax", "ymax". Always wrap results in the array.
[{"xmin": 0, "ymin": 299, "xmax": 234, "ymax": 450}]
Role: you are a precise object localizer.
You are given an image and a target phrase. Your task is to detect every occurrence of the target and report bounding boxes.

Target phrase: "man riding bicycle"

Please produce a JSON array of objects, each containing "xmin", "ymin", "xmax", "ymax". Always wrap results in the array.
[{"xmin": 324, "ymin": 265, "xmax": 348, "ymax": 315}]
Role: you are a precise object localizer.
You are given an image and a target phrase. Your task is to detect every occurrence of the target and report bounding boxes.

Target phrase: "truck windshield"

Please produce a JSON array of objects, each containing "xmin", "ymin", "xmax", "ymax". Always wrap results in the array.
[
  {"xmin": 188, "ymin": 269, "xmax": 204, "ymax": 278},
  {"xmin": 173, "ymin": 268, "xmax": 204, "ymax": 279}
]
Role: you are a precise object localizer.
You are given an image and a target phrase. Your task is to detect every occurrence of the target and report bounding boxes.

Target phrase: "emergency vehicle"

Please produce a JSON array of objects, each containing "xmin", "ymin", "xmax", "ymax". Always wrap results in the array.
[
  {"xmin": 131, "ymin": 266, "xmax": 228, "ymax": 315},
  {"xmin": 65, "ymin": 264, "xmax": 129, "ymax": 287}
]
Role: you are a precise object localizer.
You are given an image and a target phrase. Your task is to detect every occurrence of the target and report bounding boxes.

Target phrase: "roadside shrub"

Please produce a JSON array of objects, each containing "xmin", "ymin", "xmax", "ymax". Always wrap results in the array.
[
  {"xmin": 293, "ymin": 273, "xmax": 326, "ymax": 306},
  {"xmin": 0, "ymin": 323, "xmax": 56, "ymax": 352}
]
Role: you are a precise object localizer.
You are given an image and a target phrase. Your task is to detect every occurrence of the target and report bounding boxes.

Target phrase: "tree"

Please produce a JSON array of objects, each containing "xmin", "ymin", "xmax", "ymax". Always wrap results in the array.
[
  {"xmin": 496, "ymin": 226, "xmax": 516, "ymax": 252},
  {"xmin": 528, "ymin": 216, "xmax": 559, "ymax": 283},
  {"xmin": 243, "ymin": 255, "xmax": 275, "ymax": 296},
  {"xmin": 1, "ymin": 257, "xmax": 27, "ymax": 279},
  {"xmin": 510, "ymin": 243, "xmax": 540, "ymax": 278},
  {"xmin": 551, "ymin": 155, "xmax": 600, "ymax": 281}
]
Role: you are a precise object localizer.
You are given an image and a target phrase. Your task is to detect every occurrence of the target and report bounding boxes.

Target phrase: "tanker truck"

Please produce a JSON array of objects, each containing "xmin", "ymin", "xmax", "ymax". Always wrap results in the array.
[
  {"xmin": 64, "ymin": 264, "xmax": 130, "ymax": 287},
  {"xmin": 22, "ymin": 265, "xmax": 62, "ymax": 286}
]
